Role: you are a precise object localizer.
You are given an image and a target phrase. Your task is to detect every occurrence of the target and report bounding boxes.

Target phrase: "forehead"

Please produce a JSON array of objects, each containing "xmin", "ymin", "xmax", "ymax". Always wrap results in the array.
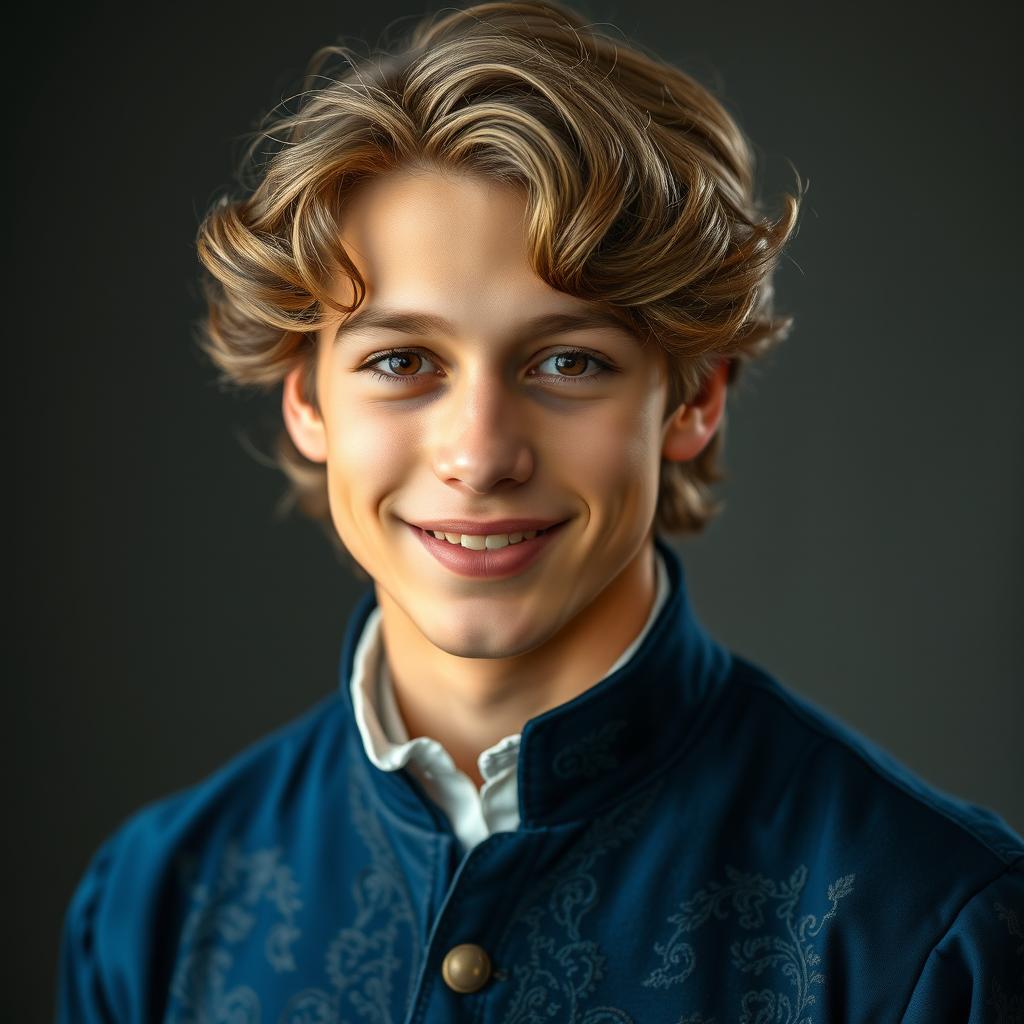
[
  {"xmin": 334, "ymin": 168, "xmax": 592, "ymax": 325},
  {"xmin": 339, "ymin": 166, "xmax": 527, "ymax": 268}
]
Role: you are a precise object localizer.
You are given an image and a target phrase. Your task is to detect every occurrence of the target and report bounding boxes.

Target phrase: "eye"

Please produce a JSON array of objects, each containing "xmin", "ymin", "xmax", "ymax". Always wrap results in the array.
[
  {"xmin": 532, "ymin": 349, "xmax": 612, "ymax": 381},
  {"xmin": 360, "ymin": 349, "xmax": 439, "ymax": 384},
  {"xmin": 356, "ymin": 346, "xmax": 616, "ymax": 386}
]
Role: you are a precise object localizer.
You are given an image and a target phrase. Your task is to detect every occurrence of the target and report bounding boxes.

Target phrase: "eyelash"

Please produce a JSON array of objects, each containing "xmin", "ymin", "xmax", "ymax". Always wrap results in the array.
[{"xmin": 356, "ymin": 346, "xmax": 616, "ymax": 387}]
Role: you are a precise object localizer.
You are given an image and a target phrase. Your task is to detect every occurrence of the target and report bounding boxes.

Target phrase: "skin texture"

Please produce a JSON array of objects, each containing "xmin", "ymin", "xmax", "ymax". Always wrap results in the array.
[{"xmin": 283, "ymin": 166, "xmax": 728, "ymax": 789}]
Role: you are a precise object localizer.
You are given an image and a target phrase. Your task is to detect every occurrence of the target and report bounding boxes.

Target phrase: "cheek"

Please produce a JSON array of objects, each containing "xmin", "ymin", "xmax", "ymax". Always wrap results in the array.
[
  {"xmin": 321, "ymin": 400, "xmax": 412, "ymax": 549},
  {"xmin": 327, "ymin": 408, "xmax": 394, "ymax": 475},
  {"xmin": 554, "ymin": 400, "xmax": 662, "ymax": 498}
]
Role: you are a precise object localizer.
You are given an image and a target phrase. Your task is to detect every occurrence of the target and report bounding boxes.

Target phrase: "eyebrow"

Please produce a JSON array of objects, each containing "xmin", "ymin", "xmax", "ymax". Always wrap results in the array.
[{"xmin": 332, "ymin": 305, "xmax": 637, "ymax": 347}]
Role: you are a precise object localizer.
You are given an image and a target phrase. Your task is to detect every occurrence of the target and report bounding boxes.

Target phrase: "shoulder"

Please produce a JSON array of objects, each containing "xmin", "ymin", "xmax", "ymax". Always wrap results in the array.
[
  {"xmin": 56, "ymin": 692, "xmax": 350, "ymax": 1020},
  {"xmin": 714, "ymin": 655, "xmax": 1024, "ymax": 1018},
  {"xmin": 723, "ymin": 651, "xmax": 1024, "ymax": 866},
  {"xmin": 114, "ymin": 690, "xmax": 349, "ymax": 855}
]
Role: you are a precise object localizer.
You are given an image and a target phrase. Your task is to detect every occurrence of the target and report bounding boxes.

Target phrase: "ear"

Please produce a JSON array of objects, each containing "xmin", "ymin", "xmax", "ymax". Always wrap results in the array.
[
  {"xmin": 282, "ymin": 362, "xmax": 328, "ymax": 464},
  {"xmin": 661, "ymin": 357, "xmax": 729, "ymax": 462}
]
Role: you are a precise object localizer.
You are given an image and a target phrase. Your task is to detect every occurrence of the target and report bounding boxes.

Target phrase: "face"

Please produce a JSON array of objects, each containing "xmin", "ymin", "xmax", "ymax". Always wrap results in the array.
[{"xmin": 286, "ymin": 166, "xmax": 691, "ymax": 661}]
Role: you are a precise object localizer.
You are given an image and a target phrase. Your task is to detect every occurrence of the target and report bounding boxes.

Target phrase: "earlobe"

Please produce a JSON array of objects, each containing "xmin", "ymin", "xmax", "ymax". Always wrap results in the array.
[
  {"xmin": 282, "ymin": 364, "xmax": 329, "ymax": 464},
  {"xmin": 661, "ymin": 358, "xmax": 729, "ymax": 463}
]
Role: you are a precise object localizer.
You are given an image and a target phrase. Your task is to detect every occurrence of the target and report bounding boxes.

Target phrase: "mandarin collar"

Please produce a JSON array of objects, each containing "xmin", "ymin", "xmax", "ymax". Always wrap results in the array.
[{"xmin": 336, "ymin": 535, "xmax": 733, "ymax": 833}]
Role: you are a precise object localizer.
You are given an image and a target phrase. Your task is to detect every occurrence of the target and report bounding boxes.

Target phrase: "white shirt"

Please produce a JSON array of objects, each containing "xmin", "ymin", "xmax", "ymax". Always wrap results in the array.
[{"xmin": 350, "ymin": 547, "xmax": 671, "ymax": 853}]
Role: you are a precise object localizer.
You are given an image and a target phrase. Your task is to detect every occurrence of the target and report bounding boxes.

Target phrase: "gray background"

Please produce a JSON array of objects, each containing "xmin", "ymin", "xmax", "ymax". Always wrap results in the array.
[{"xmin": 9, "ymin": 0, "xmax": 1021, "ymax": 1012}]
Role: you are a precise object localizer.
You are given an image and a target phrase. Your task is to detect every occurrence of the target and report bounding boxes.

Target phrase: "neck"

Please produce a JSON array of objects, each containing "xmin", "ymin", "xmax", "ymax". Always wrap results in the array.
[{"xmin": 375, "ymin": 538, "xmax": 658, "ymax": 789}]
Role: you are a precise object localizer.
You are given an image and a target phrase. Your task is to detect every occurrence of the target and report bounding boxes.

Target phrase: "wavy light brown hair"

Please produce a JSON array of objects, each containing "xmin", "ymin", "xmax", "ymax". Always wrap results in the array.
[{"xmin": 195, "ymin": 0, "xmax": 802, "ymax": 570}]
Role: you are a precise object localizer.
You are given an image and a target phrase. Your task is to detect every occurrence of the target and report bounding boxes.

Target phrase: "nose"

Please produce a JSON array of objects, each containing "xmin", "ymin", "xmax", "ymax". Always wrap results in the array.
[{"xmin": 430, "ymin": 371, "xmax": 535, "ymax": 494}]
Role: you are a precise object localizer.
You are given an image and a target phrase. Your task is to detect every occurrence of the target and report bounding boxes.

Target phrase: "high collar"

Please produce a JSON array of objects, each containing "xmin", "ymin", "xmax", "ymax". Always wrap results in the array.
[{"xmin": 335, "ymin": 535, "xmax": 733, "ymax": 834}]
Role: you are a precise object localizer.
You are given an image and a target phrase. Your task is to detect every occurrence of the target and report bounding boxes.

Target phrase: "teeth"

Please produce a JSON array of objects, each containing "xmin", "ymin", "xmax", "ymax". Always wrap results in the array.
[{"xmin": 429, "ymin": 529, "xmax": 541, "ymax": 548}]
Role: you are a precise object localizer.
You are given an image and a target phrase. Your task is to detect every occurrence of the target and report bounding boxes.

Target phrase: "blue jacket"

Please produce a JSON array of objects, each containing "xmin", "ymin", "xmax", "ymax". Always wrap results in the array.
[{"xmin": 56, "ymin": 537, "xmax": 1024, "ymax": 1022}]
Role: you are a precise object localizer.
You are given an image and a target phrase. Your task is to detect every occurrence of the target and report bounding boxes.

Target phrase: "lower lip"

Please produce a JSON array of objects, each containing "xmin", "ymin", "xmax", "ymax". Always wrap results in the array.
[{"xmin": 407, "ymin": 521, "xmax": 568, "ymax": 579}]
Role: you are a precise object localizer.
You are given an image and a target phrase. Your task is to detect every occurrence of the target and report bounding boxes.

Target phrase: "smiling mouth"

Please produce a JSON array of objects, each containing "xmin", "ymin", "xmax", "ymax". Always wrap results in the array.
[
  {"xmin": 413, "ymin": 521, "xmax": 564, "ymax": 544},
  {"xmin": 406, "ymin": 518, "xmax": 569, "ymax": 578}
]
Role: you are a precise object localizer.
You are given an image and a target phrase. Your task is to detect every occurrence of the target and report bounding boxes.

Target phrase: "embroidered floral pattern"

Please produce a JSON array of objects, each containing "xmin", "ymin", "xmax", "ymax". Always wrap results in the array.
[
  {"xmin": 325, "ymin": 762, "xmax": 420, "ymax": 1021},
  {"xmin": 552, "ymin": 720, "xmax": 628, "ymax": 780},
  {"xmin": 495, "ymin": 777, "xmax": 666, "ymax": 1023},
  {"xmin": 643, "ymin": 864, "xmax": 855, "ymax": 1024},
  {"xmin": 267, "ymin": 760, "xmax": 423, "ymax": 1024},
  {"xmin": 169, "ymin": 842, "xmax": 303, "ymax": 1022},
  {"xmin": 167, "ymin": 760, "xmax": 419, "ymax": 1024},
  {"xmin": 988, "ymin": 899, "xmax": 1024, "ymax": 1024}
]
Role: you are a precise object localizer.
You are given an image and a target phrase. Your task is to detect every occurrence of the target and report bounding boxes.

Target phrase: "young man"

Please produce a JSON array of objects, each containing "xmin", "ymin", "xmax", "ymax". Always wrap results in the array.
[{"xmin": 57, "ymin": 2, "xmax": 1022, "ymax": 1021}]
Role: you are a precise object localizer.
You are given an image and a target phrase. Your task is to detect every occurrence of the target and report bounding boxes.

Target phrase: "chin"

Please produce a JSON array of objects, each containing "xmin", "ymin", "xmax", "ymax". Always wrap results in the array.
[{"xmin": 418, "ymin": 604, "xmax": 555, "ymax": 660}]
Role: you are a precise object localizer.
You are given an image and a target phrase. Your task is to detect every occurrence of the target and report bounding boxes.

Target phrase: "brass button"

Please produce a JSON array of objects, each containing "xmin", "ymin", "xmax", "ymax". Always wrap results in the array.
[{"xmin": 441, "ymin": 942, "xmax": 492, "ymax": 993}]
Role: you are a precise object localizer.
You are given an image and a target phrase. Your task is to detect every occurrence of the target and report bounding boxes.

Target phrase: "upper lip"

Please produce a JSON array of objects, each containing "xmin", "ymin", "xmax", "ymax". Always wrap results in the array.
[{"xmin": 408, "ymin": 517, "xmax": 567, "ymax": 534}]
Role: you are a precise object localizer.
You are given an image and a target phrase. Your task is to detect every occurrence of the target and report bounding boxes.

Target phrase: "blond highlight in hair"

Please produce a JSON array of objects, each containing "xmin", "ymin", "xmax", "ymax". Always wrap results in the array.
[{"xmin": 195, "ymin": 0, "xmax": 802, "ymax": 568}]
